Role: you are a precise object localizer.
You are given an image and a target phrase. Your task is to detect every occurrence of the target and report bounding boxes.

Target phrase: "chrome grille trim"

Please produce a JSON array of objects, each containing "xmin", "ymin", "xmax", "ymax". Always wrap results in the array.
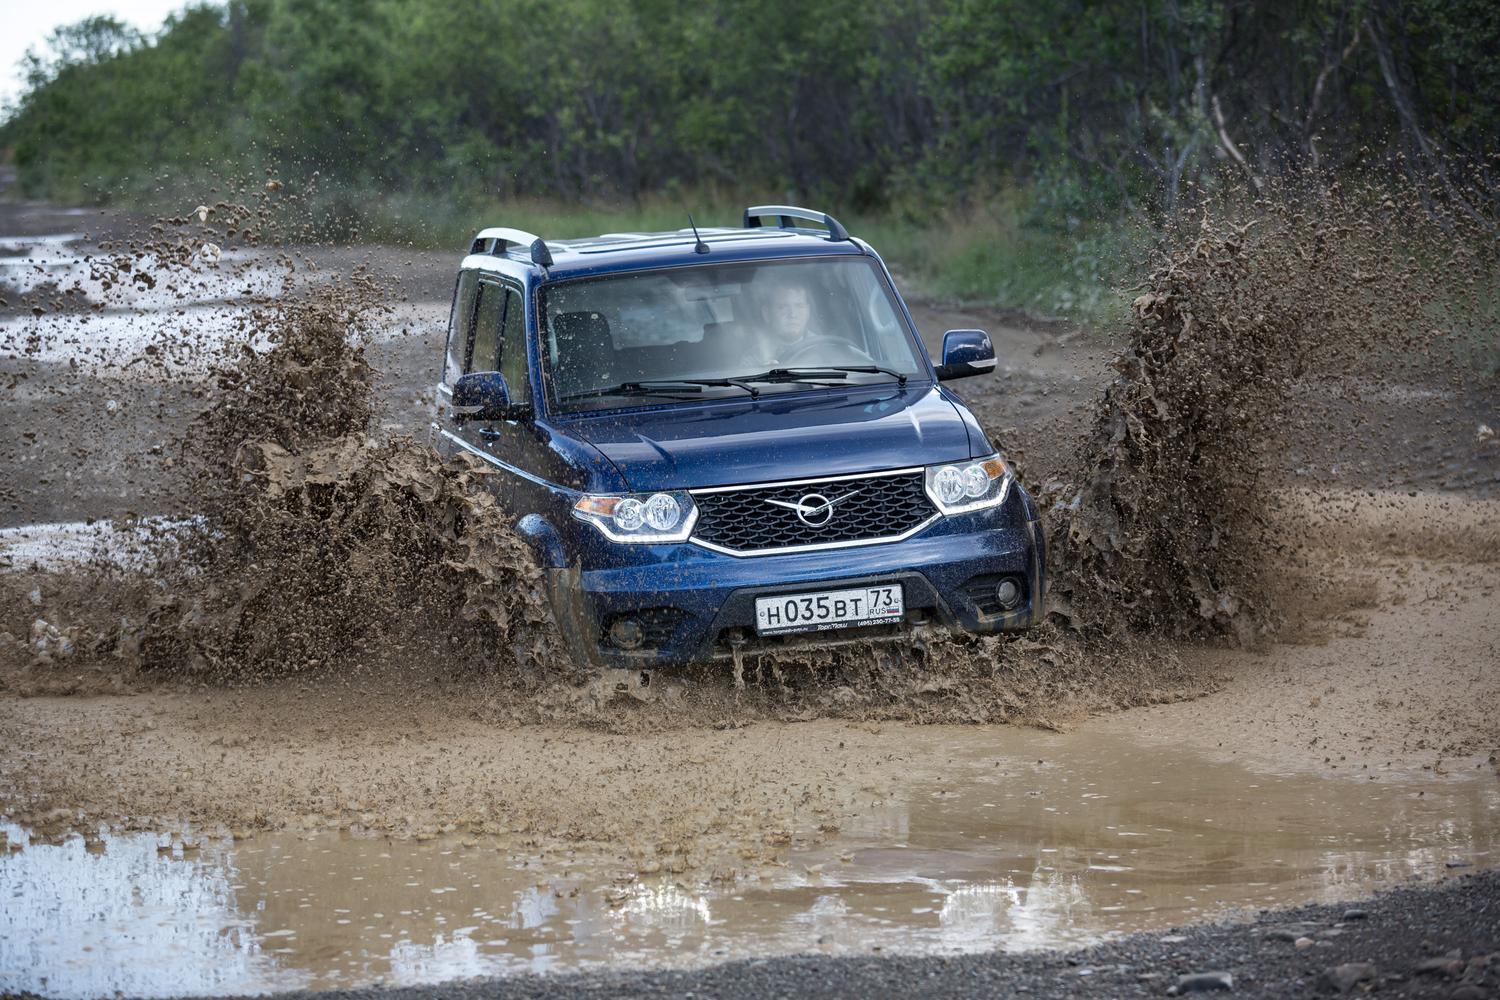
[
  {"xmin": 688, "ymin": 466, "xmax": 925, "ymax": 494},
  {"xmin": 688, "ymin": 514, "xmax": 941, "ymax": 557},
  {"xmin": 688, "ymin": 467, "xmax": 939, "ymax": 557}
]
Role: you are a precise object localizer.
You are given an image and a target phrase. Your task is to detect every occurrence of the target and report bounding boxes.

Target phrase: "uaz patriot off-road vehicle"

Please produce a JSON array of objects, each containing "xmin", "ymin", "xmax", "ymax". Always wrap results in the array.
[{"xmin": 434, "ymin": 205, "xmax": 1044, "ymax": 666}]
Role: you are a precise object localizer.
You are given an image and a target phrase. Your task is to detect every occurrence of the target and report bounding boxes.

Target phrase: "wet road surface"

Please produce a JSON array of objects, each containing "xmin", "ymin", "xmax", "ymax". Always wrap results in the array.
[{"xmin": 3, "ymin": 729, "xmax": 1495, "ymax": 996}]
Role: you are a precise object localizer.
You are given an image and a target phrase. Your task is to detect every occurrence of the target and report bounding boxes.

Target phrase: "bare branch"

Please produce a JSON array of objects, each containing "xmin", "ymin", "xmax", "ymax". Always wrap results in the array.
[
  {"xmin": 1212, "ymin": 94, "xmax": 1262, "ymax": 191},
  {"xmin": 1363, "ymin": 17, "xmax": 1437, "ymax": 159},
  {"xmin": 1304, "ymin": 24, "xmax": 1362, "ymax": 170}
]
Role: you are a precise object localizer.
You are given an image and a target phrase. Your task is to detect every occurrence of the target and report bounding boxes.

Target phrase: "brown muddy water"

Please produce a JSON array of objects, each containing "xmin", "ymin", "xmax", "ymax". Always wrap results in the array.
[{"xmin": 4, "ymin": 729, "xmax": 1496, "ymax": 998}]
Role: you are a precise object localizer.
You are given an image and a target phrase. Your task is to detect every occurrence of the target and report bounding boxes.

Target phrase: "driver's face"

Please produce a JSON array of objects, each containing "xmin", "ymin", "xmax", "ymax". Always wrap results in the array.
[{"xmin": 769, "ymin": 286, "xmax": 811, "ymax": 344}]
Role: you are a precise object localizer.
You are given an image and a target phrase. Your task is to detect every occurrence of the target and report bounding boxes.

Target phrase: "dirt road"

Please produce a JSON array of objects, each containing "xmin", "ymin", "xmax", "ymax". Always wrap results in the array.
[{"xmin": 1, "ymin": 198, "xmax": 1497, "ymax": 995}]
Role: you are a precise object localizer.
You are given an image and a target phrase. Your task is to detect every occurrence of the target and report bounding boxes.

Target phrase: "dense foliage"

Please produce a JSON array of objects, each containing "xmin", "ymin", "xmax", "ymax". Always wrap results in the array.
[{"xmin": 3, "ymin": 0, "xmax": 1496, "ymax": 215}]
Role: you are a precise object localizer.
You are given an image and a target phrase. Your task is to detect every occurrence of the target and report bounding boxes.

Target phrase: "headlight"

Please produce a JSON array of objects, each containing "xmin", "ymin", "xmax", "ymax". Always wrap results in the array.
[
  {"xmin": 924, "ymin": 455, "xmax": 1011, "ymax": 515},
  {"xmin": 573, "ymin": 490, "xmax": 698, "ymax": 542}
]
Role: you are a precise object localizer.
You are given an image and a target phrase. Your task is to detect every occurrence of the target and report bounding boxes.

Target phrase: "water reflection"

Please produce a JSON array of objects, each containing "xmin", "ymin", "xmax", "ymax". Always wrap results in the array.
[
  {"xmin": 2, "ymin": 730, "xmax": 1497, "ymax": 997},
  {"xmin": 0, "ymin": 827, "xmax": 303, "ymax": 997}
]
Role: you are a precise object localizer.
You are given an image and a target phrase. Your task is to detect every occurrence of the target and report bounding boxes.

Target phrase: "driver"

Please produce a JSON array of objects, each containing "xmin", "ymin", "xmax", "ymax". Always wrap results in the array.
[
  {"xmin": 760, "ymin": 281, "xmax": 837, "ymax": 365},
  {"xmin": 768, "ymin": 282, "xmax": 815, "ymax": 351}
]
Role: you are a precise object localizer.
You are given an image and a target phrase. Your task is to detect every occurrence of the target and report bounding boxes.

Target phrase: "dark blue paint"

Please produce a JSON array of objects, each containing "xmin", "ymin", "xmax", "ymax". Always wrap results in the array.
[
  {"xmin": 452, "ymin": 370, "xmax": 514, "ymax": 412},
  {"xmin": 560, "ymin": 383, "xmax": 971, "ymax": 492},
  {"xmin": 940, "ymin": 329, "xmax": 994, "ymax": 368},
  {"xmin": 935, "ymin": 329, "xmax": 997, "ymax": 381},
  {"xmin": 434, "ymin": 221, "xmax": 1045, "ymax": 666}
]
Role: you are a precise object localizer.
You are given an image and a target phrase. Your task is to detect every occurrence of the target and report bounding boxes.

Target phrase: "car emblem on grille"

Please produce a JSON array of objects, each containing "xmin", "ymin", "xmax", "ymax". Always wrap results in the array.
[{"xmin": 765, "ymin": 490, "xmax": 861, "ymax": 527}]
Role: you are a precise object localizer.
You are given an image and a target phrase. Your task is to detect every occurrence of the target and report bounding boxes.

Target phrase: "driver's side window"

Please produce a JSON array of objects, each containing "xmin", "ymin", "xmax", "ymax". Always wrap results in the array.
[
  {"xmin": 442, "ymin": 270, "xmax": 479, "ymax": 385},
  {"xmin": 468, "ymin": 282, "xmax": 505, "ymax": 374}
]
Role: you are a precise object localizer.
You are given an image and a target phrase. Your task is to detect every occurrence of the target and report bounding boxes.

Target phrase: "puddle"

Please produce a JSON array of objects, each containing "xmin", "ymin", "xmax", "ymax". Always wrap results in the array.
[
  {"xmin": 0, "ymin": 517, "xmax": 191, "ymax": 572},
  {"xmin": 0, "ymin": 233, "xmax": 87, "ymax": 256},
  {"xmin": 0, "ymin": 233, "xmax": 287, "ymax": 309},
  {"xmin": 0, "ymin": 306, "xmax": 261, "ymax": 376},
  {"xmin": 1, "ymin": 292, "xmax": 432, "ymax": 384},
  {"xmin": 3, "ymin": 730, "xmax": 1496, "ymax": 997}
]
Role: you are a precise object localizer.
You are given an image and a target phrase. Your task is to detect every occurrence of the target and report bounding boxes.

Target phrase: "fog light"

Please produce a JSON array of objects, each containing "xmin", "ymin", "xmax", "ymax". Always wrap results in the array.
[
  {"xmin": 995, "ymin": 578, "xmax": 1022, "ymax": 609},
  {"xmin": 608, "ymin": 618, "xmax": 645, "ymax": 650}
]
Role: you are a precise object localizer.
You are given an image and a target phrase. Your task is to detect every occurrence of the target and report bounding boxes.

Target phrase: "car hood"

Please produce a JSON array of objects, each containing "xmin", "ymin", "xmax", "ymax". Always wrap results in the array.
[{"xmin": 562, "ymin": 385, "xmax": 976, "ymax": 492}]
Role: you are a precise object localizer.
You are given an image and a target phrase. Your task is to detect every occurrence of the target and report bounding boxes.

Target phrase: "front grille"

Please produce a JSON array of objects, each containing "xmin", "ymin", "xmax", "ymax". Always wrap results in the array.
[{"xmin": 691, "ymin": 471, "xmax": 935, "ymax": 554}]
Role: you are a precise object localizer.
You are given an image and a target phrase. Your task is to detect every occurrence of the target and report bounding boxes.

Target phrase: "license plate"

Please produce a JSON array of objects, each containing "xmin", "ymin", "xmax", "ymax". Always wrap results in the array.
[{"xmin": 753, "ymin": 585, "xmax": 904, "ymax": 637}]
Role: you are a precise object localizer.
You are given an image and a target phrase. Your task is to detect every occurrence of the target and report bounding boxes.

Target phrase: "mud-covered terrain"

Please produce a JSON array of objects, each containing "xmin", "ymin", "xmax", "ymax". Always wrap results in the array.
[{"xmin": 1, "ymin": 184, "xmax": 1498, "ymax": 996}]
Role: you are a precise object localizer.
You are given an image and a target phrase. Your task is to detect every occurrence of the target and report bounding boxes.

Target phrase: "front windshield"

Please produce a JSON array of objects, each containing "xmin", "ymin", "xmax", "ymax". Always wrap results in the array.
[{"xmin": 541, "ymin": 257, "xmax": 925, "ymax": 412}]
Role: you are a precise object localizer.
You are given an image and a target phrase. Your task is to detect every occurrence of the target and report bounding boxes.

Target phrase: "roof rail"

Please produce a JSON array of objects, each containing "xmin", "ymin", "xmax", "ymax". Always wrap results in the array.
[
  {"xmin": 742, "ymin": 204, "xmax": 850, "ymax": 242},
  {"xmin": 470, "ymin": 227, "xmax": 554, "ymax": 267}
]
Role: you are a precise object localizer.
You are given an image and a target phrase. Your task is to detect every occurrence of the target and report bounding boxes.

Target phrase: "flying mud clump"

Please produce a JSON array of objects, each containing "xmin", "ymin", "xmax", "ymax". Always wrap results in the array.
[
  {"xmin": 1, "ymin": 195, "xmax": 572, "ymax": 690},
  {"xmin": 139, "ymin": 281, "xmax": 571, "ymax": 685},
  {"xmin": 1047, "ymin": 174, "xmax": 1497, "ymax": 642}
]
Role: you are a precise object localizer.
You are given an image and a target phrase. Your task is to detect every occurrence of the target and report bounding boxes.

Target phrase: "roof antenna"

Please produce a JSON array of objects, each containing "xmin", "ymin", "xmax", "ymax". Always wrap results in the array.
[{"xmin": 688, "ymin": 213, "xmax": 710, "ymax": 254}]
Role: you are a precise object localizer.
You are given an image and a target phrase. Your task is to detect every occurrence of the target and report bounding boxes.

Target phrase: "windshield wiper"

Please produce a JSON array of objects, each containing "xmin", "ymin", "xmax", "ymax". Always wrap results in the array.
[
  {"xmin": 732, "ymin": 367, "xmax": 849, "ymax": 385},
  {"xmin": 564, "ymin": 366, "xmax": 908, "ymax": 403},
  {"xmin": 735, "ymin": 365, "xmax": 909, "ymax": 386},
  {"xmin": 823, "ymin": 364, "xmax": 909, "ymax": 385},
  {"xmin": 561, "ymin": 378, "xmax": 759, "ymax": 401}
]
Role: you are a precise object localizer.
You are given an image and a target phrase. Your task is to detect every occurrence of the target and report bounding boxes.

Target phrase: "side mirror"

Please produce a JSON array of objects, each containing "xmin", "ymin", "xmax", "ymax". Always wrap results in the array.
[
  {"xmin": 452, "ymin": 371, "xmax": 521, "ymax": 420},
  {"xmin": 934, "ymin": 329, "xmax": 996, "ymax": 381}
]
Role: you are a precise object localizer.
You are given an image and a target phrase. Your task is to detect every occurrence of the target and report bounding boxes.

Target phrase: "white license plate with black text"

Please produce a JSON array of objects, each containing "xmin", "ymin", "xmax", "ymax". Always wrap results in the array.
[{"xmin": 754, "ymin": 585, "xmax": 904, "ymax": 636}]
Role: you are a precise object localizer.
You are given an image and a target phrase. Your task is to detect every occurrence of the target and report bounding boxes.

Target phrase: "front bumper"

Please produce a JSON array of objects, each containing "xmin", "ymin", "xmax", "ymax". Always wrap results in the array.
[{"xmin": 548, "ymin": 490, "xmax": 1046, "ymax": 667}]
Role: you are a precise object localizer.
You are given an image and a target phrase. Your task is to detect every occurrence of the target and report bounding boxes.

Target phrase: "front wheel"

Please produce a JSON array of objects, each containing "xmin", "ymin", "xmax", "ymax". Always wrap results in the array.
[{"xmin": 544, "ymin": 567, "xmax": 606, "ymax": 671}]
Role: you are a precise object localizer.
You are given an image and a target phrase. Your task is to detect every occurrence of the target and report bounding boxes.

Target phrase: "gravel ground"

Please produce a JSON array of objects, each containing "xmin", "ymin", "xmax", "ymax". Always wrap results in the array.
[{"xmin": 182, "ymin": 872, "xmax": 1499, "ymax": 1000}]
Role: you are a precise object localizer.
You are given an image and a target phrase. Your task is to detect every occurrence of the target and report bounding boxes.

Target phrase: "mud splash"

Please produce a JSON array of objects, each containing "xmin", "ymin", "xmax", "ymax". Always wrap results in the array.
[
  {"xmin": 2, "ymin": 192, "xmax": 575, "ymax": 691},
  {"xmin": 1046, "ymin": 175, "xmax": 1497, "ymax": 641},
  {"xmin": 0, "ymin": 180, "xmax": 1206, "ymax": 723},
  {"xmin": 140, "ymin": 441, "xmax": 568, "ymax": 683},
  {"xmin": 137, "ymin": 265, "xmax": 562, "ymax": 682},
  {"xmin": 3, "ymin": 169, "xmax": 1495, "ymax": 725}
]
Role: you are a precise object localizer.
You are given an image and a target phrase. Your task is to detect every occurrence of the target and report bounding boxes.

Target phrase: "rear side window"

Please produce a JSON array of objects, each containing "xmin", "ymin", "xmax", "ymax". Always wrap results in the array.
[
  {"xmin": 498, "ymin": 287, "xmax": 530, "ymax": 405},
  {"xmin": 468, "ymin": 282, "xmax": 505, "ymax": 373},
  {"xmin": 442, "ymin": 270, "xmax": 479, "ymax": 384}
]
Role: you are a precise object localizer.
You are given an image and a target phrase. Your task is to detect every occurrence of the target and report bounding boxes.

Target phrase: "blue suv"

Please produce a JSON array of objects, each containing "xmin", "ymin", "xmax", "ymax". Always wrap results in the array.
[{"xmin": 434, "ymin": 205, "xmax": 1045, "ymax": 667}]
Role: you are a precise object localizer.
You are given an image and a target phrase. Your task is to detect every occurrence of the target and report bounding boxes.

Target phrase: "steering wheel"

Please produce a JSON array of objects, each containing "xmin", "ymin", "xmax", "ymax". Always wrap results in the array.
[{"xmin": 781, "ymin": 336, "xmax": 876, "ymax": 366}]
